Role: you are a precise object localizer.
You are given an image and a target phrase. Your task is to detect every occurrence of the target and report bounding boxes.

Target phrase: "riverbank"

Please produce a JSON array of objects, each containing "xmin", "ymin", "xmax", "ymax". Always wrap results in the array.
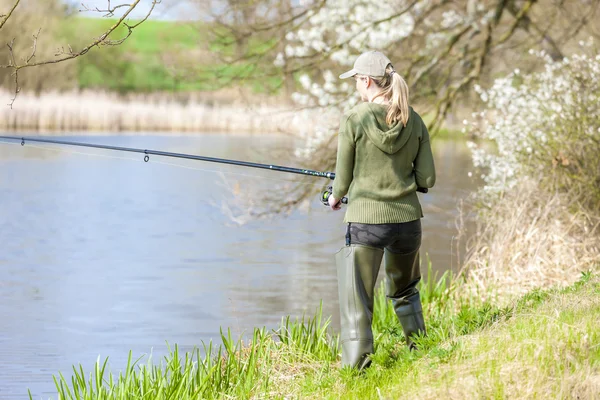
[{"xmin": 39, "ymin": 268, "xmax": 599, "ymax": 399}]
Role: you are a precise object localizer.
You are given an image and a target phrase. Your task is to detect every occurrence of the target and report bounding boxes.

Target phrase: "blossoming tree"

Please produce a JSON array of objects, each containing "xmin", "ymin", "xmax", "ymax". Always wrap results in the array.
[
  {"xmin": 467, "ymin": 44, "xmax": 600, "ymax": 209},
  {"xmin": 206, "ymin": 0, "xmax": 600, "ymax": 216}
]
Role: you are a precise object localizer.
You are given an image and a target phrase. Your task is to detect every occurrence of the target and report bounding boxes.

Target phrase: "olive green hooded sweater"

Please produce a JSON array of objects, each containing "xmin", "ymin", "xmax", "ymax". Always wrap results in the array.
[{"xmin": 332, "ymin": 103, "xmax": 436, "ymax": 224}]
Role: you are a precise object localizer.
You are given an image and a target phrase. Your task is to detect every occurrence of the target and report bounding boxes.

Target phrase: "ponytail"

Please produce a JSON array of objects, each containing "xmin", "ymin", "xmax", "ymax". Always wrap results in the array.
[{"xmin": 372, "ymin": 64, "xmax": 410, "ymax": 127}]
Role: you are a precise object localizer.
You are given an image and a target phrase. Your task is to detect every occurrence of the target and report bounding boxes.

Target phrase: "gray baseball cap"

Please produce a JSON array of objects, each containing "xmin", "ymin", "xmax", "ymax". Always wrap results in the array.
[{"xmin": 339, "ymin": 50, "xmax": 392, "ymax": 79}]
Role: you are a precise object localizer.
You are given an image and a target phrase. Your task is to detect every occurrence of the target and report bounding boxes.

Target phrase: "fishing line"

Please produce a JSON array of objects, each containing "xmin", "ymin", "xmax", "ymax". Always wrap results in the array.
[
  {"xmin": 0, "ymin": 138, "xmax": 142, "ymax": 163},
  {"xmin": 0, "ymin": 138, "xmax": 326, "ymax": 188}
]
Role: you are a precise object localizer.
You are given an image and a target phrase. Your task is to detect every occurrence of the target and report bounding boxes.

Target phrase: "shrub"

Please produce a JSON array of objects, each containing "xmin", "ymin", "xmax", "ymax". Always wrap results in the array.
[
  {"xmin": 467, "ymin": 43, "xmax": 600, "ymax": 213},
  {"xmin": 462, "ymin": 42, "xmax": 600, "ymax": 300}
]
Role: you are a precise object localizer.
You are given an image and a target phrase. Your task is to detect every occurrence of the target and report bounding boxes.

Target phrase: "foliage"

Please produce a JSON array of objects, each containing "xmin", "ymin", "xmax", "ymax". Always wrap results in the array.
[
  {"xmin": 466, "ymin": 42, "xmax": 600, "ymax": 212},
  {"xmin": 61, "ymin": 18, "xmax": 203, "ymax": 93},
  {"xmin": 56, "ymin": 17, "xmax": 281, "ymax": 93},
  {"xmin": 461, "ymin": 41, "xmax": 600, "ymax": 301}
]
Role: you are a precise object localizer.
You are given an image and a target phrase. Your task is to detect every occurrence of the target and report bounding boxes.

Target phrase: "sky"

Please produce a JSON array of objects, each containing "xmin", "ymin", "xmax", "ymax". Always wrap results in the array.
[{"xmin": 68, "ymin": 0, "xmax": 200, "ymax": 20}]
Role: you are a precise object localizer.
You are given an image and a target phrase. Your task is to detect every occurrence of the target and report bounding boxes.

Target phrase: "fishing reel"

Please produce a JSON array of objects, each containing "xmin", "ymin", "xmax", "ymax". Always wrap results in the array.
[{"xmin": 321, "ymin": 186, "xmax": 348, "ymax": 206}]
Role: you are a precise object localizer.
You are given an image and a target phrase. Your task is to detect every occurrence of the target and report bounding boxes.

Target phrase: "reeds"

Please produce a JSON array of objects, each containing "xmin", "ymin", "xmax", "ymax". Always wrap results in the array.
[
  {"xmin": 44, "ymin": 332, "xmax": 273, "ymax": 399},
  {"xmin": 461, "ymin": 178, "xmax": 600, "ymax": 303},
  {"xmin": 275, "ymin": 304, "xmax": 340, "ymax": 362},
  {"xmin": 34, "ymin": 306, "xmax": 340, "ymax": 400},
  {"xmin": 0, "ymin": 90, "xmax": 321, "ymax": 135}
]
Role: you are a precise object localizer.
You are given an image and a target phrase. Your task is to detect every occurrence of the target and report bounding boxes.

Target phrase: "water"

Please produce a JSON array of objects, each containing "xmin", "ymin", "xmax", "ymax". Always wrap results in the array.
[{"xmin": 0, "ymin": 134, "xmax": 477, "ymax": 399}]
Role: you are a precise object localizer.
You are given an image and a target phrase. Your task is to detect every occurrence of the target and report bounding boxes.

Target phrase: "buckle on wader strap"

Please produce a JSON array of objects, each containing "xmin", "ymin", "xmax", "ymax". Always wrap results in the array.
[{"xmin": 345, "ymin": 223, "xmax": 351, "ymax": 246}]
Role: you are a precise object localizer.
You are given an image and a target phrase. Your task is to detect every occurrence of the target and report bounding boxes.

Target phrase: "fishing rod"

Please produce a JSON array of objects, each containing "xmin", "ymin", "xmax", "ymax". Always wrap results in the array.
[
  {"xmin": 0, "ymin": 136, "xmax": 426, "ymax": 204},
  {"xmin": 0, "ymin": 135, "xmax": 336, "ymax": 178}
]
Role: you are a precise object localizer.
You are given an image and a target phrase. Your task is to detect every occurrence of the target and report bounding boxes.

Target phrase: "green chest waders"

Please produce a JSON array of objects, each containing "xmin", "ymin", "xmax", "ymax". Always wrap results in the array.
[
  {"xmin": 335, "ymin": 243, "xmax": 383, "ymax": 369},
  {"xmin": 384, "ymin": 250, "xmax": 427, "ymax": 350},
  {"xmin": 335, "ymin": 224, "xmax": 427, "ymax": 368}
]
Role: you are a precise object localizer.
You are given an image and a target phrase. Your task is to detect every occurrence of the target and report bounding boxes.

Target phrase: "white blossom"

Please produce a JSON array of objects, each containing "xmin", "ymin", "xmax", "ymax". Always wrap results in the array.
[
  {"xmin": 466, "ymin": 47, "xmax": 600, "ymax": 203},
  {"xmin": 441, "ymin": 10, "xmax": 464, "ymax": 29},
  {"xmin": 274, "ymin": 53, "xmax": 285, "ymax": 67},
  {"xmin": 277, "ymin": 0, "xmax": 426, "ymax": 157}
]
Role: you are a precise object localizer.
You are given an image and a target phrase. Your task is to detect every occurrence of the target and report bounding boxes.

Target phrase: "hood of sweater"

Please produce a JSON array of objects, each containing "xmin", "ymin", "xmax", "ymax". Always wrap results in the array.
[{"xmin": 358, "ymin": 103, "xmax": 416, "ymax": 155}]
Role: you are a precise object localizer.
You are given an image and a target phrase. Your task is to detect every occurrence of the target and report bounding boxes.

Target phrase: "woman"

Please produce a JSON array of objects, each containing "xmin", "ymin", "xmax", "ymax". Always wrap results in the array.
[{"xmin": 328, "ymin": 50, "xmax": 436, "ymax": 369}]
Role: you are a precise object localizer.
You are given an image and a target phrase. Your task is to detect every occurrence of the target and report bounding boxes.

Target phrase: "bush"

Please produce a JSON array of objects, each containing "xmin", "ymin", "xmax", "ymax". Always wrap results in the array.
[
  {"xmin": 467, "ymin": 43, "xmax": 600, "ymax": 213},
  {"xmin": 462, "ymin": 42, "xmax": 600, "ymax": 300}
]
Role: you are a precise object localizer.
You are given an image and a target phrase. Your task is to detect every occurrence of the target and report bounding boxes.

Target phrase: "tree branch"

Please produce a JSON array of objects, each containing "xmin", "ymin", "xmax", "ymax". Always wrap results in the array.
[
  {"xmin": 204, "ymin": 0, "xmax": 433, "ymax": 88},
  {"xmin": 0, "ymin": 0, "xmax": 20, "ymax": 30},
  {"xmin": 2, "ymin": 0, "xmax": 158, "ymax": 107},
  {"xmin": 5, "ymin": 0, "xmax": 154, "ymax": 69},
  {"xmin": 6, "ymin": 39, "xmax": 20, "ymax": 108},
  {"xmin": 411, "ymin": 23, "xmax": 473, "ymax": 89},
  {"xmin": 429, "ymin": 21, "xmax": 493, "ymax": 133},
  {"xmin": 80, "ymin": 0, "xmax": 133, "ymax": 18},
  {"xmin": 424, "ymin": 0, "xmax": 537, "ymax": 133},
  {"xmin": 216, "ymin": 0, "xmax": 327, "ymax": 38},
  {"xmin": 26, "ymin": 28, "xmax": 41, "ymax": 64}
]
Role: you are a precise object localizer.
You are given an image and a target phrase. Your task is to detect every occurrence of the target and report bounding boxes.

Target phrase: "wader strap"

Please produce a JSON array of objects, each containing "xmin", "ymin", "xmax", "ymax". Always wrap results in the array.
[{"xmin": 345, "ymin": 223, "xmax": 352, "ymax": 246}]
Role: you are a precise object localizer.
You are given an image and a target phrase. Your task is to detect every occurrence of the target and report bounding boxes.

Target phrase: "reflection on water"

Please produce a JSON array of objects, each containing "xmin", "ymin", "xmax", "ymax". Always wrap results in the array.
[{"xmin": 0, "ymin": 134, "xmax": 478, "ymax": 399}]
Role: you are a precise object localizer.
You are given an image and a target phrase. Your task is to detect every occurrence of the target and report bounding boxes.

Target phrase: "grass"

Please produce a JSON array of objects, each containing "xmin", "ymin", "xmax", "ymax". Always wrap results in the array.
[
  {"xmin": 30, "ymin": 265, "xmax": 600, "ymax": 399},
  {"xmin": 67, "ymin": 19, "xmax": 203, "ymax": 53},
  {"xmin": 393, "ymin": 271, "xmax": 600, "ymax": 399},
  {"xmin": 59, "ymin": 18, "xmax": 201, "ymax": 92},
  {"xmin": 59, "ymin": 18, "xmax": 281, "ymax": 93},
  {"xmin": 463, "ymin": 177, "xmax": 600, "ymax": 302}
]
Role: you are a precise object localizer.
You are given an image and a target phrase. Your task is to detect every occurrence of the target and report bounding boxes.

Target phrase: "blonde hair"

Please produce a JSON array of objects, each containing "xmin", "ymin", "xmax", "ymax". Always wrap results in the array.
[{"xmin": 371, "ymin": 65, "xmax": 410, "ymax": 127}]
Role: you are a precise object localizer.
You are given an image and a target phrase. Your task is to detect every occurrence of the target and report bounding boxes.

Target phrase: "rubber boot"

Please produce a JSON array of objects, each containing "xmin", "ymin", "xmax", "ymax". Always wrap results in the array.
[
  {"xmin": 392, "ymin": 290, "xmax": 426, "ymax": 350},
  {"xmin": 335, "ymin": 245, "xmax": 383, "ymax": 369},
  {"xmin": 384, "ymin": 249, "xmax": 426, "ymax": 349}
]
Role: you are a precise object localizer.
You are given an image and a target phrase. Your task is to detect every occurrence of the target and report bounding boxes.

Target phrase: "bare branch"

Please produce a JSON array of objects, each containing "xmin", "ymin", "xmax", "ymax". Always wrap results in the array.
[
  {"xmin": 26, "ymin": 28, "xmax": 41, "ymax": 64},
  {"xmin": 495, "ymin": 0, "xmax": 537, "ymax": 46},
  {"xmin": 411, "ymin": 23, "xmax": 473, "ymax": 90},
  {"xmin": 215, "ymin": 0, "xmax": 327, "ymax": 38},
  {"xmin": 424, "ymin": 0, "xmax": 537, "ymax": 133},
  {"xmin": 102, "ymin": 0, "xmax": 161, "ymax": 46},
  {"xmin": 2, "ymin": 0, "xmax": 158, "ymax": 106},
  {"xmin": 431, "ymin": 20, "xmax": 494, "ymax": 133},
  {"xmin": 6, "ymin": 39, "xmax": 20, "ymax": 108},
  {"xmin": 0, "ymin": 0, "xmax": 21, "ymax": 30},
  {"xmin": 11, "ymin": 0, "xmax": 148, "ymax": 67},
  {"xmin": 80, "ymin": 1, "xmax": 132, "ymax": 18}
]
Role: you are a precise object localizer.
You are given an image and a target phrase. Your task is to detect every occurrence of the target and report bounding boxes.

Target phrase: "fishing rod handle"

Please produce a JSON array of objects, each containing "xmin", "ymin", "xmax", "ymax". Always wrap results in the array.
[{"xmin": 321, "ymin": 186, "xmax": 348, "ymax": 207}]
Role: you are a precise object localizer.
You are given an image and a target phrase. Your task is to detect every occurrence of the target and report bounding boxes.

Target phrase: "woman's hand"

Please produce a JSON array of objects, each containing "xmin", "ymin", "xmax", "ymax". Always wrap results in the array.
[{"xmin": 328, "ymin": 195, "xmax": 342, "ymax": 210}]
